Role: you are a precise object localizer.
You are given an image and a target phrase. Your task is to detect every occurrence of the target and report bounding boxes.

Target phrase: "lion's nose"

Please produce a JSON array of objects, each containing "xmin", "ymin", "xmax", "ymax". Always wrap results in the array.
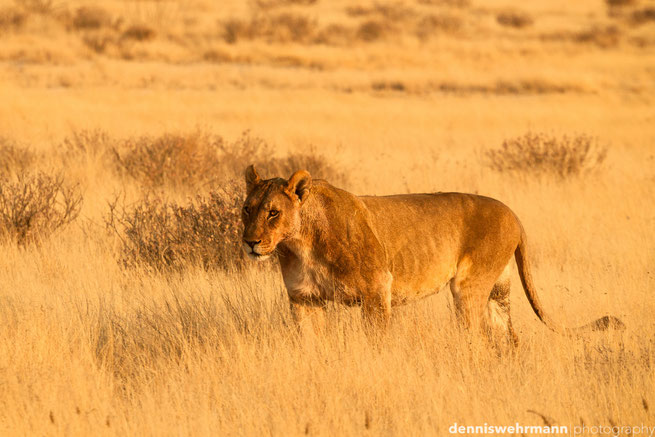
[{"xmin": 244, "ymin": 239, "xmax": 261, "ymax": 249}]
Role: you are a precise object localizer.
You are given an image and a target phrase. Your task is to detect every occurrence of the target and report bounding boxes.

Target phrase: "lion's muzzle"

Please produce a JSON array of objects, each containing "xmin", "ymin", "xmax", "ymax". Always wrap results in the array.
[{"xmin": 242, "ymin": 239, "xmax": 271, "ymax": 261}]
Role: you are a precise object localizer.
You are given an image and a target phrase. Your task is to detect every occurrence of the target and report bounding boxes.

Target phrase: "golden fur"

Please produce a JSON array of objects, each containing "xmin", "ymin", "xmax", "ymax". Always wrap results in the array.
[{"xmin": 241, "ymin": 165, "xmax": 624, "ymax": 342}]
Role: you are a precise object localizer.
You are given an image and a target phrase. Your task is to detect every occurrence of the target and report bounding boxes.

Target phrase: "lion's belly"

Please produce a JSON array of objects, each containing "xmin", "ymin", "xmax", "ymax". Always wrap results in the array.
[{"xmin": 388, "ymin": 248, "xmax": 457, "ymax": 305}]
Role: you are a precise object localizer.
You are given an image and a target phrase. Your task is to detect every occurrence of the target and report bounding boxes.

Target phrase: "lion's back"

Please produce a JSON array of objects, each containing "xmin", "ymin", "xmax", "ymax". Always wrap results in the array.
[{"xmin": 358, "ymin": 192, "xmax": 522, "ymax": 296}]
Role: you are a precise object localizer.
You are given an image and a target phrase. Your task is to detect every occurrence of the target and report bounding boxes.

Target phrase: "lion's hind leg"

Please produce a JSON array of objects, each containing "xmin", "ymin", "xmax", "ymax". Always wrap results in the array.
[
  {"xmin": 450, "ymin": 257, "xmax": 518, "ymax": 348},
  {"xmin": 485, "ymin": 263, "xmax": 519, "ymax": 348}
]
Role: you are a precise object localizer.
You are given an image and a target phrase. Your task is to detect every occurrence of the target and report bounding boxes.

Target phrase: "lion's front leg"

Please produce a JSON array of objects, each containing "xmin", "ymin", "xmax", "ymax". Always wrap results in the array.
[
  {"xmin": 289, "ymin": 300, "xmax": 326, "ymax": 337},
  {"xmin": 361, "ymin": 271, "xmax": 393, "ymax": 331}
]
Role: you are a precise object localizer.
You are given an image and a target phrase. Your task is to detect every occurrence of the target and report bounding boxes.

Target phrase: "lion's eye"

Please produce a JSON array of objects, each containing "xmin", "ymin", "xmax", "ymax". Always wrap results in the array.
[
  {"xmin": 268, "ymin": 210, "xmax": 279, "ymax": 218},
  {"xmin": 244, "ymin": 206, "xmax": 251, "ymax": 215}
]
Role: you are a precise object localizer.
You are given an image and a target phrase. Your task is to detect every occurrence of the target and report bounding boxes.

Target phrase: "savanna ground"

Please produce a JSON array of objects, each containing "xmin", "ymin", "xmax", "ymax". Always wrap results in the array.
[{"xmin": 0, "ymin": 0, "xmax": 654, "ymax": 435}]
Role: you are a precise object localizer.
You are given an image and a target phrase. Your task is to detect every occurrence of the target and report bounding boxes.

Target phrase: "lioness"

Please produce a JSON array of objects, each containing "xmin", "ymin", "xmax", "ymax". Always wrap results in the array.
[{"xmin": 241, "ymin": 165, "xmax": 624, "ymax": 343}]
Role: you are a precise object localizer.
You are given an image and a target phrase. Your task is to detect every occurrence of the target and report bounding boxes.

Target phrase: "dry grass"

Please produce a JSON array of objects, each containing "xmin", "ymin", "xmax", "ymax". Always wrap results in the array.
[{"xmin": 0, "ymin": 0, "xmax": 653, "ymax": 435}]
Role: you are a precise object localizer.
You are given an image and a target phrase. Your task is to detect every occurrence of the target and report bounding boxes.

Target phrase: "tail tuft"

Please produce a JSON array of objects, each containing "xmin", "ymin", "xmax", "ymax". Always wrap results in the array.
[
  {"xmin": 585, "ymin": 315, "xmax": 625, "ymax": 332},
  {"xmin": 514, "ymin": 224, "xmax": 626, "ymax": 335}
]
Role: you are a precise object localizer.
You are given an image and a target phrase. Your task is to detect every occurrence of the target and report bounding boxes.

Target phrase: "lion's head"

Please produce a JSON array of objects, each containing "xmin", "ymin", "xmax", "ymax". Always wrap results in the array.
[{"xmin": 241, "ymin": 165, "xmax": 312, "ymax": 261}]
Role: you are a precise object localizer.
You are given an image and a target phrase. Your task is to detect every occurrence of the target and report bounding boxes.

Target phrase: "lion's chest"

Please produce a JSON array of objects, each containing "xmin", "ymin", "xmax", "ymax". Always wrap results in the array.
[{"xmin": 279, "ymin": 250, "xmax": 358, "ymax": 305}]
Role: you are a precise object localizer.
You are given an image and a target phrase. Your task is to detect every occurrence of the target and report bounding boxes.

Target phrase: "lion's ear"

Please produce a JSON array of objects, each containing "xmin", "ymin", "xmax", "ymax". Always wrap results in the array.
[
  {"xmin": 286, "ymin": 170, "xmax": 312, "ymax": 204},
  {"xmin": 245, "ymin": 164, "xmax": 261, "ymax": 194}
]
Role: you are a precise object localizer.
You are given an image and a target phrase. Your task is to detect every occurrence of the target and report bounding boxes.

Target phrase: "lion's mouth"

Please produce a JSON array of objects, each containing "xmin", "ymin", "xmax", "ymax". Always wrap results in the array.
[
  {"xmin": 243, "ymin": 242, "xmax": 273, "ymax": 261},
  {"xmin": 247, "ymin": 251, "xmax": 271, "ymax": 261}
]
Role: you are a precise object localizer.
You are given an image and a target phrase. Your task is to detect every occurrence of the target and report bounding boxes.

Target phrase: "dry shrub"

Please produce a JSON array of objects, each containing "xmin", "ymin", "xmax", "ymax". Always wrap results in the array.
[
  {"xmin": 221, "ymin": 13, "xmax": 316, "ymax": 44},
  {"xmin": 347, "ymin": 3, "xmax": 416, "ymax": 21},
  {"xmin": 112, "ymin": 132, "xmax": 222, "ymax": 191},
  {"xmin": 315, "ymin": 23, "xmax": 354, "ymax": 45},
  {"xmin": 544, "ymin": 25, "xmax": 622, "ymax": 48},
  {"xmin": 0, "ymin": 138, "xmax": 37, "ymax": 176},
  {"xmin": 221, "ymin": 18, "xmax": 250, "ymax": 44},
  {"xmin": 253, "ymin": 0, "xmax": 318, "ymax": 8},
  {"xmin": 574, "ymin": 25, "xmax": 621, "ymax": 48},
  {"xmin": 81, "ymin": 30, "xmax": 115, "ymax": 54},
  {"xmin": 264, "ymin": 13, "xmax": 315, "ymax": 43},
  {"xmin": 106, "ymin": 184, "xmax": 244, "ymax": 271},
  {"xmin": 14, "ymin": 0, "xmax": 57, "ymax": 15},
  {"xmin": 418, "ymin": 0, "xmax": 470, "ymax": 7},
  {"xmin": 121, "ymin": 24, "xmax": 156, "ymax": 41},
  {"xmin": 486, "ymin": 133, "xmax": 608, "ymax": 178},
  {"xmin": 215, "ymin": 132, "xmax": 350, "ymax": 189},
  {"xmin": 0, "ymin": 172, "xmax": 82, "ymax": 244},
  {"xmin": 372, "ymin": 80, "xmax": 406, "ymax": 92},
  {"xmin": 415, "ymin": 13, "xmax": 462, "ymax": 39},
  {"xmin": 63, "ymin": 129, "xmax": 114, "ymax": 159},
  {"xmin": 434, "ymin": 79, "xmax": 582, "ymax": 95},
  {"xmin": 202, "ymin": 48, "xmax": 232, "ymax": 63},
  {"xmin": 357, "ymin": 20, "xmax": 390, "ymax": 41},
  {"xmin": 61, "ymin": 129, "xmax": 116, "ymax": 169},
  {"xmin": 494, "ymin": 79, "xmax": 580, "ymax": 94},
  {"xmin": 71, "ymin": 6, "xmax": 112, "ymax": 30},
  {"xmin": 605, "ymin": 0, "xmax": 636, "ymax": 7},
  {"xmin": 106, "ymin": 130, "xmax": 348, "ymax": 193},
  {"xmin": 631, "ymin": 7, "xmax": 655, "ymax": 24},
  {"xmin": 496, "ymin": 10, "xmax": 534, "ymax": 28},
  {"xmin": 0, "ymin": 7, "xmax": 27, "ymax": 31}
]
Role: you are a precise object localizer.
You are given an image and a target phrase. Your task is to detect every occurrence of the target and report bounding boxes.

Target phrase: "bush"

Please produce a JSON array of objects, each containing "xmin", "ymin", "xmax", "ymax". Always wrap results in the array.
[
  {"xmin": 0, "ymin": 7, "xmax": 27, "ymax": 31},
  {"xmin": 216, "ymin": 131, "xmax": 350, "ymax": 189},
  {"xmin": 418, "ymin": 0, "xmax": 470, "ymax": 7},
  {"xmin": 605, "ymin": 0, "xmax": 636, "ymax": 7},
  {"xmin": 0, "ymin": 138, "xmax": 37, "ymax": 176},
  {"xmin": 0, "ymin": 173, "xmax": 82, "ymax": 244},
  {"xmin": 121, "ymin": 24, "xmax": 156, "ymax": 41},
  {"xmin": 253, "ymin": 0, "xmax": 318, "ymax": 9},
  {"xmin": 357, "ymin": 20, "xmax": 390, "ymax": 41},
  {"xmin": 62, "ymin": 129, "xmax": 116, "ymax": 163},
  {"xmin": 221, "ymin": 13, "xmax": 316, "ymax": 44},
  {"xmin": 415, "ymin": 14, "xmax": 462, "ymax": 40},
  {"xmin": 106, "ymin": 184, "xmax": 244, "ymax": 271},
  {"xmin": 496, "ymin": 11, "xmax": 533, "ymax": 28},
  {"xmin": 574, "ymin": 25, "xmax": 621, "ymax": 48},
  {"xmin": 632, "ymin": 8, "xmax": 655, "ymax": 25},
  {"xmin": 112, "ymin": 131, "xmax": 223, "ymax": 191},
  {"xmin": 486, "ymin": 133, "xmax": 607, "ymax": 178},
  {"xmin": 71, "ymin": 6, "xmax": 112, "ymax": 30},
  {"xmin": 14, "ymin": 0, "xmax": 57, "ymax": 15}
]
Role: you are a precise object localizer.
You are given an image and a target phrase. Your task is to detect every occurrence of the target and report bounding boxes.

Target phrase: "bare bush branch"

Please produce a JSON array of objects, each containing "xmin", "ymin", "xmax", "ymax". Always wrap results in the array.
[{"xmin": 0, "ymin": 172, "xmax": 83, "ymax": 244}]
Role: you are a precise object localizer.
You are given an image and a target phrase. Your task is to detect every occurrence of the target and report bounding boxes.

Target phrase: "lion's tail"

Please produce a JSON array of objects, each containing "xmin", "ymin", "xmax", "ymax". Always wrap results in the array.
[{"xmin": 514, "ymin": 226, "xmax": 625, "ymax": 334}]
